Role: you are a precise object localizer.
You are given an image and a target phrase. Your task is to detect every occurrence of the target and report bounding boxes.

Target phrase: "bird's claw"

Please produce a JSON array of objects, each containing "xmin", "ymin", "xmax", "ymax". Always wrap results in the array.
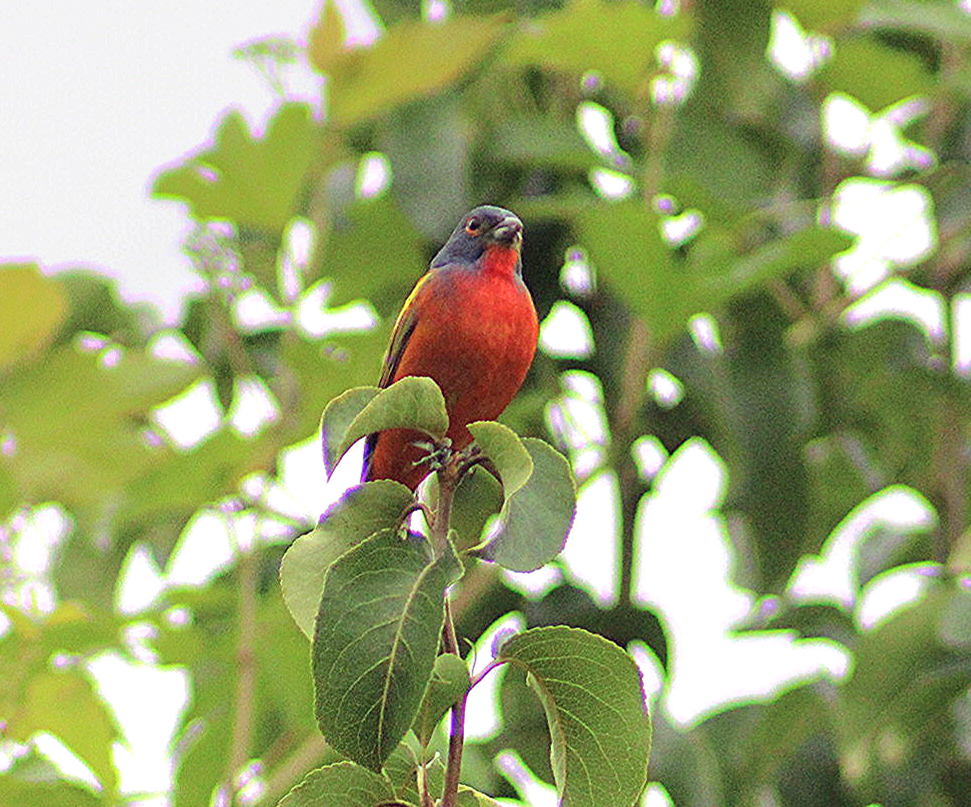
[{"xmin": 410, "ymin": 437, "xmax": 453, "ymax": 471}]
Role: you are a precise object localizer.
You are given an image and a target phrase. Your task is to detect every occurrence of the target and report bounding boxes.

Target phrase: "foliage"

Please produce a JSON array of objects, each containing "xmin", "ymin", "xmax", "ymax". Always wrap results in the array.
[{"xmin": 3, "ymin": 0, "xmax": 971, "ymax": 805}]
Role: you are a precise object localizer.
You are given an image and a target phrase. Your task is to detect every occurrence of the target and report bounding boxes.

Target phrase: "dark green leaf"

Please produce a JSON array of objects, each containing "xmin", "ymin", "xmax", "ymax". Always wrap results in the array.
[
  {"xmin": 497, "ymin": 626, "xmax": 651, "ymax": 807},
  {"xmin": 280, "ymin": 480, "xmax": 415, "ymax": 638},
  {"xmin": 313, "ymin": 530, "xmax": 461, "ymax": 771},
  {"xmin": 413, "ymin": 653, "xmax": 470, "ymax": 746},
  {"xmin": 277, "ymin": 761, "xmax": 395, "ymax": 807},
  {"xmin": 328, "ymin": 377, "xmax": 450, "ymax": 476},
  {"xmin": 474, "ymin": 438, "xmax": 576, "ymax": 572},
  {"xmin": 448, "ymin": 466, "xmax": 505, "ymax": 553},
  {"xmin": 455, "ymin": 786, "xmax": 504, "ymax": 806}
]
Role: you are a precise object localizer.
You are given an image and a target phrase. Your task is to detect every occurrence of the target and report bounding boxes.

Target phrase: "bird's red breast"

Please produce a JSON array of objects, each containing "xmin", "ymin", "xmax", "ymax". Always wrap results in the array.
[{"xmin": 363, "ymin": 206, "xmax": 538, "ymax": 491}]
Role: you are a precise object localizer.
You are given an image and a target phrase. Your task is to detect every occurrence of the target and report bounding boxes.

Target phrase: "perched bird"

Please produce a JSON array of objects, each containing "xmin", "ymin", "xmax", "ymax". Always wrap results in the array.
[{"xmin": 363, "ymin": 205, "xmax": 539, "ymax": 491}]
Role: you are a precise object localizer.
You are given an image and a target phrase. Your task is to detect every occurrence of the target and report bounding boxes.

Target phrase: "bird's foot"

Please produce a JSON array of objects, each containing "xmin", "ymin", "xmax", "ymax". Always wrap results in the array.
[{"xmin": 410, "ymin": 437, "xmax": 453, "ymax": 471}]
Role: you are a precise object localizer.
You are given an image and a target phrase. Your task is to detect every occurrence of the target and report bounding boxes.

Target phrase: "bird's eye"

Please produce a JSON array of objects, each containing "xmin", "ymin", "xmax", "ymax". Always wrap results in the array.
[{"xmin": 465, "ymin": 217, "xmax": 482, "ymax": 235}]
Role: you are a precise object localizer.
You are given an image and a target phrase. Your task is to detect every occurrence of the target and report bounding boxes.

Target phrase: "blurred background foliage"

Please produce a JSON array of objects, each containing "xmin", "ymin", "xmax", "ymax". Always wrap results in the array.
[{"xmin": 3, "ymin": 0, "xmax": 971, "ymax": 805}]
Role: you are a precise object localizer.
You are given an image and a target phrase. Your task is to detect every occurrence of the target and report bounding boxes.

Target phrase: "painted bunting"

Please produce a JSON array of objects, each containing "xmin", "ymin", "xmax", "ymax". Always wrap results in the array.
[{"xmin": 363, "ymin": 205, "xmax": 539, "ymax": 491}]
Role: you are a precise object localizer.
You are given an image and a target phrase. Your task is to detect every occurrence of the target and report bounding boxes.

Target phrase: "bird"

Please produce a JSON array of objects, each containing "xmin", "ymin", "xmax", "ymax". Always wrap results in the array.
[{"xmin": 363, "ymin": 205, "xmax": 539, "ymax": 491}]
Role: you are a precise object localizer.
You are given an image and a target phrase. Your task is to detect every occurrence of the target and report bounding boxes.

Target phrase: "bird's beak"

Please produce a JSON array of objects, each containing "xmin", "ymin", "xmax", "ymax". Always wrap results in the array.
[{"xmin": 489, "ymin": 216, "xmax": 523, "ymax": 248}]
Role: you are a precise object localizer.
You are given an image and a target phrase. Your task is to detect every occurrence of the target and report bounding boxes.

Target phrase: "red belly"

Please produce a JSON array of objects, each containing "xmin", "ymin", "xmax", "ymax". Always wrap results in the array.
[{"xmin": 367, "ymin": 267, "xmax": 538, "ymax": 490}]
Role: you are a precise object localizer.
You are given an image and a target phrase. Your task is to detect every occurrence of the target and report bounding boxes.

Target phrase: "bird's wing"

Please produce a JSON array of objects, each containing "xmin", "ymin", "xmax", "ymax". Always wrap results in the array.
[{"xmin": 362, "ymin": 269, "xmax": 432, "ymax": 479}]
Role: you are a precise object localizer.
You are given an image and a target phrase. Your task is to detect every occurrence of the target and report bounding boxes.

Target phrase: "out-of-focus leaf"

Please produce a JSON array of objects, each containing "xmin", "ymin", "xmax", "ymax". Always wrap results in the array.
[
  {"xmin": 821, "ymin": 36, "xmax": 933, "ymax": 111},
  {"xmin": 327, "ymin": 377, "xmax": 449, "ymax": 476},
  {"xmin": 0, "ymin": 264, "xmax": 67, "ymax": 371},
  {"xmin": 0, "ymin": 750, "xmax": 100, "ymax": 807},
  {"xmin": 384, "ymin": 94, "xmax": 470, "ymax": 239},
  {"xmin": 280, "ymin": 480, "xmax": 415, "ymax": 638},
  {"xmin": 277, "ymin": 761, "xmax": 396, "ymax": 807},
  {"xmin": 785, "ymin": 0, "xmax": 865, "ymax": 29},
  {"xmin": 6, "ymin": 670, "xmax": 118, "ymax": 796},
  {"xmin": 501, "ymin": 0, "xmax": 689, "ymax": 97},
  {"xmin": 1, "ymin": 345, "xmax": 200, "ymax": 518},
  {"xmin": 861, "ymin": 0, "xmax": 971, "ymax": 44},
  {"xmin": 313, "ymin": 530, "xmax": 461, "ymax": 771},
  {"xmin": 152, "ymin": 104, "xmax": 319, "ymax": 235},
  {"xmin": 314, "ymin": 197, "xmax": 426, "ymax": 313},
  {"xmin": 473, "ymin": 438, "xmax": 576, "ymax": 572},
  {"xmin": 837, "ymin": 579, "xmax": 971, "ymax": 795},
  {"xmin": 309, "ymin": 12, "xmax": 508, "ymax": 126},
  {"xmin": 413, "ymin": 652, "xmax": 470, "ymax": 746},
  {"xmin": 497, "ymin": 626, "xmax": 651, "ymax": 807}
]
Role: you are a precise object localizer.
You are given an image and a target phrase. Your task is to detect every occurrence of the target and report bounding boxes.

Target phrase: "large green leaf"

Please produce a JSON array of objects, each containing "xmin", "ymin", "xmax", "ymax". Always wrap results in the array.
[
  {"xmin": 473, "ymin": 438, "xmax": 576, "ymax": 572},
  {"xmin": 280, "ymin": 480, "xmax": 415, "ymax": 639},
  {"xmin": 277, "ymin": 761, "xmax": 395, "ymax": 807},
  {"xmin": 0, "ymin": 345, "xmax": 200, "ymax": 517},
  {"xmin": 152, "ymin": 103, "xmax": 319, "ymax": 234},
  {"xmin": 323, "ymin": 376, "xmax": 449, "ymax": 477},
  {"xmin": 309, "ymin": 11, "xmax": 508, "ymax": 126},
  {"xmin": 313, "ymin": 529, "xmax": 461, "ymax": 771},
  {"xmin": 501, "ymin": 0, "xmax": 690, "ymax": 98},
  {"xmin": 6, "ymin": 670, "xmax": 119, "ymax": 796},
  {"xmin": 497, "ymin": 626, "xmax": 652, "ymax": 807},
  {"xmin": 0, "ymin": 264, "xmax": 67, "ymax": 371}
]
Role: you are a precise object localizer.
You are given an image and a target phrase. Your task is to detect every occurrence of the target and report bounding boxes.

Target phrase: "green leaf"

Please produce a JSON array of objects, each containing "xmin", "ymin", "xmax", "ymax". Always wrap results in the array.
[
  {"xmin": 413, "ymin": 653, "xmax": 471, "ymax": 747},
  {"xmin": 313, "ymin": 530, "xmax": 462, "ymax": 771},
  {"xmin": 321, "ymin": 386, "xmax": 381, "ymax": 477},
  {"xmin": 861, "ymin": 0, "xmax": 971, "ymax": 45},
  {"xmin": 448, "ymin": 466, "xmax": 505, "ymax": 553},
  {"xmin": 501, "ymin": 0, "xmax": 690, "ymax": 98},
  {"xmin": 328, "ymin": 376, "xmax": 450, "ymax": 477},
  {"xmin": 467, "ymin": 421, "xmax": 533, "ymax": 498},
  {"xmin": 7, "ymin": 670, "xmax": 119, "ymax": 796},
  {"xmin": 820, "ymin": 36, "xmax": 933, "ymax": 111},
  {"xmin": 1, "ymin": 346, "xmax": 200, "ymax": 522},
  {"xmin": 473, "ymin": 438, "xmax": 576, "ymax": 572},
  {"xmin": 0, "ymin": 750, "xmax": 101, "ymax": 807},
  {"xmin": 152, "ymin": 103, "xmax": 319, "ymax": 234},
  {"xmin": 455, "ymin": 786, "xmax": 504, "ymax": 806},
  {"xmin": 836, "ymin": 578, "xmax": 971, "ymax": 790},
  {"xmin": 314, "ymin": 198, "xmax": 426, "ymax": 312},
  {"xmin": 309, "ymin": 13, "xmax": 508, "ymax": 126},
  {"xmin": 785, "ymin": 0, "xmax": 865, "ymax": 30},
  {"xmin": 280, "ymin": 480, "xmax": 415, "ymax": 639},
  {"xmin": 497, "ymin": 626, "xmax": 652, "ymax": 807},
  {"xmin": 383, "ymin": 745, "xmax": 446, "ymax": 804},
  {"xmin": 277, "ymin": 761, "xmax": 395, "ymax": 807},
  {"xmin": 0, "ymin": 264, "xmax": 67, "ymax": 371}
]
